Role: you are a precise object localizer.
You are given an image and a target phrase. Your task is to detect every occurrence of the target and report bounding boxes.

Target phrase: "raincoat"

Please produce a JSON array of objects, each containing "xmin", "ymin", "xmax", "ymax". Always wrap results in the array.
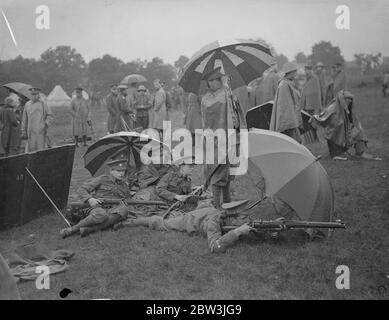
[
  {"xmin": 71, "ymin": 97, "xmax": 90, "ymax": 136},
  {"xmin": 301, "ymin": 74, "xmax": 322, "ymax": 114}
]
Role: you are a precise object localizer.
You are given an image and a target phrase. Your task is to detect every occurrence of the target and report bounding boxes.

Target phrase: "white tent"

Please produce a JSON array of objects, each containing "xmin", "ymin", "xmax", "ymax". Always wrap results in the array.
[{"xmin": 46, "ymin": 85, "xmax": 72, "ymax": 107}]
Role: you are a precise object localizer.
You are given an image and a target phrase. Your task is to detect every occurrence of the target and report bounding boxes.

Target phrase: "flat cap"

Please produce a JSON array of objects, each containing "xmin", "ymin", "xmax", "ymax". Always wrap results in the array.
[
  {"xmin": 107, "ymin": 159, "xmax": 127, "ymax": 171},
  {"xmin": 28, "ymin": 87, "xmax": 41, "ymax": 93}
]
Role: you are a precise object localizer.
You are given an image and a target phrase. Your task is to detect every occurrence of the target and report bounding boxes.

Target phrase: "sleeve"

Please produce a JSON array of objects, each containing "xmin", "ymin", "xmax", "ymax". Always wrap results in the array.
[
  {"xmin": 7, "ymin": 109, "xmax": 19, "ymax": 127},
  {"xmin": 154, "ymin": 91, "xmax": 164, "ymax": 112},
  {"xmin": 44, "ymin": 102, "xmax": 53, "ymax": 127},
  {"xmin": 77, "ymin": 176, "xmax": 102, "ymax": 202},
  {"xmin": 206, "ymin": 215, "xmax": 240, "ymax": 253},
  {"xmin": 86, "ymin": 100, "xmax": 92, "ymax": 121},
  {"xmin": 21, "ymin": 105, "xmax": 28, "ymax": 137},
  {"xmin": 155, "ymin": 172, "xmax": 177, "ymax": 201},
  {"xmin": 106, "ymin": 96, "xmax": 115, "ymax": 115}
]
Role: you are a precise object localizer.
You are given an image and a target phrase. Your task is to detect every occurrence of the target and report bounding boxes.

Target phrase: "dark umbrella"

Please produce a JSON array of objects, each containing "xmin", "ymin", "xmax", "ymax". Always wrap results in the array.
[
  {"xmin": 120, "ymin": 74, "xmax": 148, "ymax": 86},
  {"xmin": 178, "ymin": 39, "xmax": 274, "ymax": 94},
  {"xmin": 83, "ymin": 131, "xmax": 170, "ymax": 176}
]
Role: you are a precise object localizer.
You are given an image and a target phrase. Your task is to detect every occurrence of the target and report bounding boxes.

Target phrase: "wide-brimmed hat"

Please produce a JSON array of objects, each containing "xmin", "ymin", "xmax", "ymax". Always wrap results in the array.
[
  {"xmin": 282, "ymin": 62, "xmax": 298, "ymax": 75},
  {"xmin": 221, "ymin": 199, "xmax": 249, "ymax": 211},
  {"xmin": 316, "ymin": 62, "xmax": 324, "ymax": 67},
  {"xmin": 137, "ymin": 85, "xmax": 147, "ymax": 91}
]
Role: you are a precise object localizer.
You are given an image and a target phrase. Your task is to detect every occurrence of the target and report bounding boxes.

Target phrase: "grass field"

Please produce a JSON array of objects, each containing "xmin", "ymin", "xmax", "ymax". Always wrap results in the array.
[{"xmin": 0, "ymin": 86, "xmax": 388, "ymax": 300}]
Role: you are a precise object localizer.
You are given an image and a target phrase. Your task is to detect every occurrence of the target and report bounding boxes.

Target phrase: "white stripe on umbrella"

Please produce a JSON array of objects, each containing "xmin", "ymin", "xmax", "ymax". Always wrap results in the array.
[
  {"xmin": 221, "ymin": 50, "xmax": 245, "ymax": 67},
  {"xmin": 194, "ymin": 51, "xmax": 215, "ymax": 73},
  {"xmin": 235, "ymin": 45, "xmax": 274, "ymax": 66}
]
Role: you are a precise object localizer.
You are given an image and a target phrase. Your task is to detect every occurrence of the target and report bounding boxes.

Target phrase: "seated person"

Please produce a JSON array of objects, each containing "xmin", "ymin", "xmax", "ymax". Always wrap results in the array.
[
  {"xmin": 311, "ymin": 90, "xmax": 381, "ymax": 161},
  {"xmin": 133, "ymin": 156, "xmax": 194, "ymax": 204},
  {"xmin": 122, "ymin": 200, "xmax": 253, "ymax": 253},
  {"xmin": 60, "ymin": 159, "xmax": 132, "ymax": 238}
]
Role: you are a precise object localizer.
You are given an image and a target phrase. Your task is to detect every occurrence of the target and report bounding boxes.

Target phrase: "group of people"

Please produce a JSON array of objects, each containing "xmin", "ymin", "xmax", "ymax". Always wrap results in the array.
[
  {"xmin": 104, "ymin": 79, "xmax": 181, "ymax": 138},
  {"xmin": 0, "ymin": 87, "xmax": 53, "ymax": 157}
]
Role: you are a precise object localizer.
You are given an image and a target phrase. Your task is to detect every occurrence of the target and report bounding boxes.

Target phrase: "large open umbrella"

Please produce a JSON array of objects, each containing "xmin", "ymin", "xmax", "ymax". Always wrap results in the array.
[
  {"xmin": 120, "ymin": 74, "xmax": 148, "ymax": 86},
  {"xmin": 2, "ymin": 82, "xmax": 44, "ymax": 100},
  {"xmin": 83, "ymin": 131, "xmax": 170, "ymax": 176},
  {"xmin": 246, "ymin": 129, "xmax": 334, "ymax": 222},
  {"xmin": 178, "ymin": 39, "xmax": 274, "ymax": 94}
]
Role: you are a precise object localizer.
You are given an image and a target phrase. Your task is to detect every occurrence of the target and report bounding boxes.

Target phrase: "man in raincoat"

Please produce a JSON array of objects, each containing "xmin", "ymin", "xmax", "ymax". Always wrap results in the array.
[
  {"xmin": 71, "ymin": 87, "xmax": 91, "ymax": 147},
  {"xmin": 21, "ymin": 87, "xmax": 53, "ymax": 153},
  {"xmin": 151, "ymin": 79, "xmax": 169, "ymax": 136},
  {"xmin": 269, "ymin": 62, "xmax": 302, "ymax": 143},
  {"xmin": 184, "ymin": 92, "xmax": 202, "ymax": 145},
  {"xmin": 105, "ymin": 85, "xmax": 119, "ymax": 134},
  {"xmin": 301, "ymin": 63, "xmax": 322, "ymax": 115},
  {"xmin": 260, "ymin": 61, "xmax": 279, "ymax": 103},
  {"xmin": 133, "ymin": 85, "xmax": 153, "ymax": 130},
  {"xmin": 0, "ymin": 97, "xmax": 20, "ymax": 156},
  {"xmin": 315, "ymin": 62, "xmax": 326, "ymax": 106},
  {"xmin": 201, "ymin": 67, "xmax": 246, "ymax": 209},
  {"xmin": 311, "ymin": 90, "xmax": 380, "ymax": 160},
  {"xmin": 116, "ymin": 84, "xmax": 135, "ymax": 131},
  {"xmin": 333, "ymin": 62, "xmax": 347, "ymax": 96}
]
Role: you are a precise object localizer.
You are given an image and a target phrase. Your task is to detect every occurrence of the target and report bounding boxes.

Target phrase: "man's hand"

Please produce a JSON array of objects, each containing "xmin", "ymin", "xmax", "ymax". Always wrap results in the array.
[
  {"xmin": 233, "ymin": 223, "xmax": 253, "ymax": 237},
  {"xmin": 88, "ymin": 198, "xmax": 102, "ymax": 207},
  {"xmin": 174, "ymin": 194, "xmax": 189, "ymax": 202}
]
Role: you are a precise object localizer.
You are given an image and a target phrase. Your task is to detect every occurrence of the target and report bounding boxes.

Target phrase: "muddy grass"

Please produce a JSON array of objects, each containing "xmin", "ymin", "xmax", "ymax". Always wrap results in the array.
[{"xmin": 0, "ymin": 87, "xmax": 388, "ymax": 299}]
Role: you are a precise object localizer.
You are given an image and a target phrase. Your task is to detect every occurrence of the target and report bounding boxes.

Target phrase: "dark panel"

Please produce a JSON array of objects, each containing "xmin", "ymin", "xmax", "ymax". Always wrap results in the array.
[
  {"xmin": 21, "ymin": 145, "xmax": 76, "ymax": 224},
  {"xmin": 0, "ymin": 154, "xmax": 28, "ymax": 229},
  {"xmin": 246, "ymin": 102, "xmax": 273, "ymax": 130}
]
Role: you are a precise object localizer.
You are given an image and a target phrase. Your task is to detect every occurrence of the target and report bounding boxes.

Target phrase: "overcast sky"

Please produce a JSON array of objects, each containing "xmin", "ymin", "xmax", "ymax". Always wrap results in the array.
[{"xmin": 1, "ymin": 0, "xmax": 388, "ymax": 64}]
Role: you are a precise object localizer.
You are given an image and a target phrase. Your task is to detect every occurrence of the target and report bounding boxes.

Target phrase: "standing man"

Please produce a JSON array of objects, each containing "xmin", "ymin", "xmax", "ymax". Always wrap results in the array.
[
  {"xmin": 105, "ymin": 84, "xmax": 119, "ymax": 134},
  {"xmin": 301, "ymin": 63, "xmax": 322, "ymax": 115},
  {"xmin": 269, "ymin": 62, "xmax": 302, "ymax": 143},
  {"xmin": 0, "ymin": 97, "xmax": 20, "ymax": 156},
  {"xmin": 260, "ymin": 61, "xmax": 279, "ymax": 103},
  {"xmin": 382, "ymin": 71, "xmax": 389, "ymax": 97},
  {"xmin": 315, "ymin": 62, "xmax": 326, "ymax": 106},
  {"xmin": 151, "ymin": 79, "xmax": 168, "ymax": 138},
  {"xmin": 71, "ymin": 87, "xmax": 91, "ymax": 147},
  {"xmin": 201, "ymin": 67, "xmax": 245, "ymax": 209},
  {"xmin": 21, "ymin": 87, "xmax": 53, "ymax": 153},
  {"xmin": 134, "ymin": 85, "xmax": 153, "ymax": 130},
  {"xmin": 333, "ymin": 62, "xmax": 347, "ymax": 96},
  {"xmin": 116, "ymin": 84, "xmax": 135, "ymax": 131}
]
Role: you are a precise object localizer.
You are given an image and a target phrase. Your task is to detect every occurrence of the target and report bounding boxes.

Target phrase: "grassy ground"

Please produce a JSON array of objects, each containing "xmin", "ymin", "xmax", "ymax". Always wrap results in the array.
[{"xmin": 0, "ymin": 87, "xmax": 388, "ymax": 300}]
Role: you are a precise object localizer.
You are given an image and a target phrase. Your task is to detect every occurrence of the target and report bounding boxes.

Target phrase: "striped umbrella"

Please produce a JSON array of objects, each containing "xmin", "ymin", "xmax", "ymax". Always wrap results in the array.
[
  {"xmin": 179, "ymin": 39, "xmax": 274, "ymax": 94},
  {"xmin": 83, "ymin": 131, "xmax": 170, "ymax": 176}
]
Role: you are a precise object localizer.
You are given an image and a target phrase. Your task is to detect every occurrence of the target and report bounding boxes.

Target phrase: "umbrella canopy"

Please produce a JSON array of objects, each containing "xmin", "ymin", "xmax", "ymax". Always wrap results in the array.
[
  {"xmin": 83, "ymin": 131, "xmax": 170, "ymax": 176},
  {"xmin": 2, "ymin": 82, "xmax": 45, "ymax": 100},
  {"xmin": 246, "ymin": 129, "xmax": 334, "ymax": 222},
  {"xmin": 120, "ymin": 74, "xmax": 148, "ymax": 86},
  {"xmin": 178, "ymin": 39, "xmax": 274, "ymax": 94}
]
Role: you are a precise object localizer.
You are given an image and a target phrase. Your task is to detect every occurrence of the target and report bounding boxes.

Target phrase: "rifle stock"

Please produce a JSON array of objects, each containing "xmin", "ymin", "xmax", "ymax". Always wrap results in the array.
[
  {"xmin": 222, "ymin": 219, "xmax": 346, "ymax": 233},
  {"xmin": 68, "ymin": 198, "xmax": 167, "ymax": 210}
]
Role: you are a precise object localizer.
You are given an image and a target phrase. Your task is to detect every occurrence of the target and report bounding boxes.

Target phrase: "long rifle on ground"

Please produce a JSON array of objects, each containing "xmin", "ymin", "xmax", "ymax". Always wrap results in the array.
[
  {"xmin": 68, "ymin": 198, "xmax": 167, "ymax": 211},
  {"xmin": 222, "ymin": 219, "xmax": 346, "ymax": 234}
]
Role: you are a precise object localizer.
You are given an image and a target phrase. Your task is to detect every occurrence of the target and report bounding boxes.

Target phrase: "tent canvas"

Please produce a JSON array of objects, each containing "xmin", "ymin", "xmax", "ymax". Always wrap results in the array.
[{"xmin": 46, "ymin": 85, "xmax": 72, "ymax": 107}]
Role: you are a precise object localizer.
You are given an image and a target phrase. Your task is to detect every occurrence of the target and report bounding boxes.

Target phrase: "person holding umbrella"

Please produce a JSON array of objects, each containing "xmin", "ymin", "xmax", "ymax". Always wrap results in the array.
[
  {"xmin": 71, "ymin": 87, "xmax": 91, "ymax": 147},
  {"xmin": 201, "ymin": 67, "xmax": 245, "ymax": 209},
  {"xmin": 269, "ymin": 62, "xmax": 302, "ymax": 143}
]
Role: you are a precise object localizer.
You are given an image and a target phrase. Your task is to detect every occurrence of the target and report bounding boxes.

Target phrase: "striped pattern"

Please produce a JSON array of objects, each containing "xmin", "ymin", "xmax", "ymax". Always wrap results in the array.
[
  {"xmin": 179, "ymin": 39, "xmax": 274, "ymax": 94},
  {"xmin": 83, "ymin": 131, "xmax": 168, "ymax": 176}
]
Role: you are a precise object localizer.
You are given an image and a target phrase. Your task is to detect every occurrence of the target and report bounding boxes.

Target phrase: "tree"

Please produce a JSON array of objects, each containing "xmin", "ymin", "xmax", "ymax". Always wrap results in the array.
[
  {"xmin": 143, "ymin": 57, "xmax": 176, "ymax": 88},
  {"xmin": 275, "ymin": 54, "xmax": 289, "ymax": 69},
  {"xmin": 354, "ymin": 53, "xmax": 382, "ymax": 74},
  {"xmin": 308, "ymin": 41, "xmax": 344, "ymax": 69},
  {"xmin": 40, "ymin": 46, "xmax": 87, "ymax": 93},
  {"xmin": 174, "ymin": 55, "xmax": 189, "ymax": 70},
  {"xmin": 295, "ymin": 52, "xmax": 308, "ymax": 64},
  {"xmin": 253, "ymin": 37, "xmax": 289, "ymax": 70},
  {"xmin": 88, "ymin": 54, "xmax": 126, "ymax": 94}
]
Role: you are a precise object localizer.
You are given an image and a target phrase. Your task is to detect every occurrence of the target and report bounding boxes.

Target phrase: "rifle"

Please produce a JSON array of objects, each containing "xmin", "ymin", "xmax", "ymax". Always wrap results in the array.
[
  {"xmin": 68, "ymin": 198, "xmax": 167, "ymax": 211},
  {"xmin": 162, "ymin": 187, "xmax": 204, "ymax": 219},
  {"xmin": 222, "ymin": 219, "xmax": 346, "ymax": 233}
]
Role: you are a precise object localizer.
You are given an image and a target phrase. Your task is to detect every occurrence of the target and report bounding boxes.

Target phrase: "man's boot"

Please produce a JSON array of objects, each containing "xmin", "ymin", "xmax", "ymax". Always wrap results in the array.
[
  {"xmin": 212, "ymin": 185, "xmax": 222, "ymax": 209},
  {"xmin": 82, "ymin": 135, "xmax": 88, "ymax": 147},
  {"xmin": 222, "ymin": 181, "xmax": 231, "ymax": 204}
]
